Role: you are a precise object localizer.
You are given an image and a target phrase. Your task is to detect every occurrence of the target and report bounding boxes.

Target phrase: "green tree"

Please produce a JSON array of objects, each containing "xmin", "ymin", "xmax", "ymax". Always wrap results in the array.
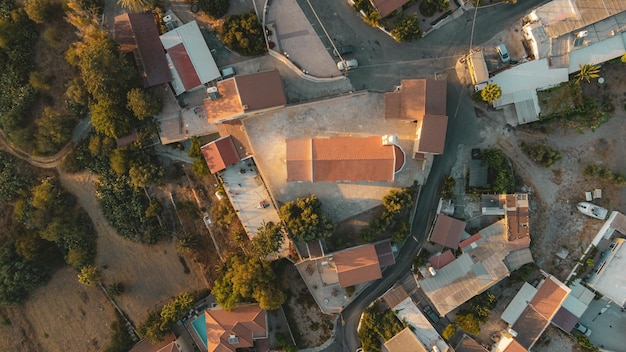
[
  {"xmin": 117, "ymin": 0, "xmax": 153, "ymax": 13},
  {"xmin": 481, "ymin": 83, "xmax": 502, "ymax": 103},
  {"xmin": 139, "ymin": 311, "xmax": 167, "ymax": 343},
  {"xmin": 160, "ymin": 292, "xmax": 193, "ymax": 326},
  {"xmin": 103, "ymin": 319, "xmax": 134, "ymax": 352},
  {"xmin": 575, "ymin": 63, "xmax": 601, "ymax": 84},
  {"xmin": 66, "ymin": 248, "xmax": 92, "ymax": 270},
  {"xmin": 23, "ymin": 0, "xmax": 54, "ymax": 24},
  {"xmin": 109, "ymin": 148, "xmax": 130, "ymax": 175},
  {"xmin": 176, "ymin": 233, "xmax": 201, "ymax": 254},
  {"xmin": 30, "ymin": 177, "xmax": 60, "ymax": 211},
  {"xmin": 213, "ymin": 256, "xmax": 286, "ymax": 311},
  {"xmin": 0, "ymin": 243, "xmax": 49, "ymax": 305},
  {"xmin": 248, "ymin": 221, "xmax": 284, "ymax": 258},
  {"xmin": 126, "ymin": 88, "xmax": 161, "ymax": 120},
  {"xmin": 199, "ymin": 0, "xmax": 229, "ymax": 19},
  {"xmin": 382, "ymin": 188, "xmax": 413, "ymax": 215},
  {"xmin": 78, "ymin": 265, "xmax": 101, "ymax": 286},
  {"xmin": 189, "ymin": 136, "xmax": 210, "ymax": 176},
  {"xmin": 34, "ymin": 107, "xmax": 74, "ymax": 155},
  {"xmin": 468, "ymin": 290, "xmax": 497, "ymax": 322},
  {"xmin": 455, "ymin": 313, "xmax": 480, "ymax": 335},
  {"xmin": 129, "ymin": 162, "xmax": 163, "ymax": 189},
  {"xmin": 521, "ymin": 143, "xmax": 561, "ymax": 167},
  {"xmin": 364, "ymin": 11, "xmax": 382, "ymax": 28},
  {"xmin": 390, "ymin": 14, "xmax": 422, "ymax": 42},
  {"xmin": 279, "ymin": 195, "xmax": 334, "ymax": 242},
  {"xmin": 221, "ymin": 12, "xmax": 266, "ymax": 56}
]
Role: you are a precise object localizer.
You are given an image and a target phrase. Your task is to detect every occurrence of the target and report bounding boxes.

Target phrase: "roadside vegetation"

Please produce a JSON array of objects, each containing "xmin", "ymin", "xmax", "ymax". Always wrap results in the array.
[
  {"xmin": 0, "ymin": 152, "xmax": 97, "ymax": 305},
  {"xmin": 199, "ymin": 0, "xmax": 229, "ymax": 19},
  {"xmin": 352, "ymin": 0, "xmax": 425, "ymax": 42},
  {"xmin": 521, "ymin": 143, "xmax": 562, "ymax": 167},
  {"xmin": 360, "ymin": 182, "xmax": 417, "ymax": 243},
  {"xmin": 481, "ymin": 83, "xmax": 502, "ymax": 104},
  {"xmin": 441, "ymin": 175, "xmax": 455, "ymax": 199},
  {"xmin": 358, "ymin": 303, "xmax": 406, "ymax": 352},
  {"xmin": 103, "ymin": 314, "xmax": 136, "ymax": 352},
  {"xmin": 188, "ymin": 136, "xmax": 211, "ymax": 176}
]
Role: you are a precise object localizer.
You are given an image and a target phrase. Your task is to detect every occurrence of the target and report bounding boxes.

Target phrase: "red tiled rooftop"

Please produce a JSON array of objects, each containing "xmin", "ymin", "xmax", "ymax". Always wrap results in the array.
[
  {"xmin": 201, "ymin": 136, "xmax": 241, "ymax": 174},
  {"xmin": 286, "ymin": 136, "xmax": 401, "ymax": 183},
  {"xmin": 459, "ymin": 233, "xmax": 482, "ymax": 249},
  {"xmin": 168, "ymin": 43, "xmax": 201, "ymax": 91},
  {"xmin": 430, "ymin": 214, "xmax": 466, "ymax": 249},
  {"xmin": 334, "ymin": 244, "xmax": 382, "ymax": 288},
  {"xmin": 114, "ymin": 13, "xmax": 171, "ymax": 88},
  {"xmin": 417, "ymin": 115, "xmax": 448, "ymax": 154},
  {"xmin": 371, "ymin": 0, "xmax": 409, "ymax": 17},
  {"xmin": 385, "ymin": 79, "xmax": 447, "ymax": 121},
  {"xmin": 428, "ymin": 249, "xmax": 455, "ymax": 269},
  {"xmin": 205, "ymin": 305, "xmax": 266, "ymax": 352},
  {"xmin": 528, "ymin": 276, "xmax": 569, "ymax": 320},
  {"xmin": 235, "ymin": 70, "xmax": 286, "ymax": 111}
]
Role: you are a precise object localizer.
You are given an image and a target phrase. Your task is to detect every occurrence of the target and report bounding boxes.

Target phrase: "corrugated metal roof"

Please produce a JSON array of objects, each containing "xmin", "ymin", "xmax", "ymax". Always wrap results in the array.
[
  {"xmin": 384, "ymin": 327, "xmax": 428, "ymax": 352},
  {"xmin": 455, "ymin": 335, "xmax": 488, "ymax": 352},
  {"xmin": 383, "ymin": 285, "xmax": 409, "ymax": 309},
  {"xmin": 468, "ymin": 50, "xmax": 489, "ymax": 85},
  {"xmin": 501, "ymin": 282, "xmax": 538, "ymax": 325},
  {"xmin": 504, "ymin": 248, "xmax": 534, "ymax": 270},
  {"xmin": 568, "ymin": 34, "xmax": 625, "ymax": 73},
  {"xmin": 534, "ymin": 0, "xmax": 626, "ymax": 39}
]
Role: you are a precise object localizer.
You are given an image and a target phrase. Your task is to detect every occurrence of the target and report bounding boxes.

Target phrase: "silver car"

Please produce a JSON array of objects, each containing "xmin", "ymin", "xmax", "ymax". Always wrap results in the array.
[{"xmin": 337, "ymin": 59, "xmax": 358, "ymax": 71}]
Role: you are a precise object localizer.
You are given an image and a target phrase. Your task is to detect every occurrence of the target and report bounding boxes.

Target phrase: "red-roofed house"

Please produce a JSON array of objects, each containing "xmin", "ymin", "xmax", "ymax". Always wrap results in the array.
[
  {"xmin": 285, "ymin": 136, "xmax": 405, "ymax": 183},
  {"xmin": 428, "ymin": 250, "xmax": 455, "ymax": 269},
  {"xmin": 334, "ymin": 244, "xmax": 382, "ymax": 287},
  {"xmin": 203, "ymin": 70, "xmax": 286, "ymax": 123},
  {"xmin": 429, "ymin": 214, "xmax": 466, "ymax": 249},
  {"xmin": 200, "ymin": 136, "xmax": 241, "ymax": 174},
  {"xmin": 370, "ymin": 0, "xmax": 409, "ymax": 17},
  {"xmin": 114, "ymin": 13, "xmax": 172, "ymax": 88},
  {"xmin": 160, "ymin": 21, "xmax": 220, "ymax": 95},
  {"xmin": 205, "ymin": 305, "xmax": 269, "ymax": 352},
  {"xmin": 384, "ymin": 79, "xmax": 448, "ymax": 160}
]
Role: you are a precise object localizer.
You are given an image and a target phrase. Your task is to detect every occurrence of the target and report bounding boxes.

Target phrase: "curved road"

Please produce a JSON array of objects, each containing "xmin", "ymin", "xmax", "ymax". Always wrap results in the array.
[{"xmin": 295, "ymin": 1, "xmax": 550, "ymax": 351}]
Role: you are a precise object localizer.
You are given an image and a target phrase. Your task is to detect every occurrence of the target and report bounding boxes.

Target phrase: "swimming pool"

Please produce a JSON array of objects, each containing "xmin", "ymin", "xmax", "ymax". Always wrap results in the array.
[{"xmin": 191, "ymin": 314, "xmax": 208, "ymax": 348}]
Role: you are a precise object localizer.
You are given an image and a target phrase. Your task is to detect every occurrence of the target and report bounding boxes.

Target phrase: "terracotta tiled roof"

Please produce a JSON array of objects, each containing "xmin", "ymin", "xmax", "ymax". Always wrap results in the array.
[
  {"xmin": 455, "ymin": 335, "xmax": 488, "ymax": 352},
  {"xmin": 428, "ymin": 250, "xmax": 455, "ymax": 269},
  {"xmin": 459, "ymin": 233, "xmax": 482, "ymax": 249},
  {"xmin": 204, "ymin": 79, "xmax": 244, "ymax": 123},
  {"xmin": 205, "ymin": 305, "xmax": 267, "ymax": 352},
  {"xmin": 503, "ymin": 339, "xmax": 528, "ymax": 352},
  {"xmin": 430, "ymin": 214, "xmax": 466, "ymax": 249},
  {"xmin": 528, "ymin": 276, "xmax": 569, "ymax": 320},
  {"xmin": 235, "ymin": 70, "xmax": 286, "ymax": 111},
  {"xmin": 286, "ymin": 136, "xmax": 400, "ymax": 183},
  {"xmin": 130, "ymin": 334, "xmax": 179, "ymax": 352},
  {"xmin": 334, "ymin": 244, "xmax": 382, "ymax": 288},
  {"xmin": 383, "ymin": 327, "xmax": 427, "ymax": 352},
  {"xmin": 611, "ymin": 211, "xmax": 626, "ymax": 234},
  {"xmin": 384, "ymin": 91, "xmax": 402, "ymax": 120},
  {"xmin": 383, "ymin": 285, "xmax": 409, "ymax": 309},
  {"xmin": 114, "ymin": 13, "xmax": 171, "ymax": 87},
  {"xmin": 201, "ymin": 136, "xmax": 241, "ymax": 174},
  {"xmin": 417, "ymin": 115, "xmax": 448, "ymax": 154},
  {"xmin": 168, "ymin": 43, "xmax": 201, "ymax": 91},
  {"xmin": 370, "ymin": 0, "xmax": 410, "ymax": 17}
]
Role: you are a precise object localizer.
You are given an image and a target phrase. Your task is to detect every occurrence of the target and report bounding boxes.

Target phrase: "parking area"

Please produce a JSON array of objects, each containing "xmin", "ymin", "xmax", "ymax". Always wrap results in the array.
[
  {"xmin": 579, "ymin": 297, "xmax": 626, "ymax": 351},
  {"xmin": 242, "ymin": 91, "xmax": 425, "ymax": 223}
]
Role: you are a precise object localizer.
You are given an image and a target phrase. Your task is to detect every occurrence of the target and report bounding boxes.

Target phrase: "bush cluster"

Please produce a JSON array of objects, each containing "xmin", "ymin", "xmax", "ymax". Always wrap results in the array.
[
  {"xmin": 221, "ymin": 12, "xmax": 266, "ymax": 56},
  {"xmin": 358, "ymin": 304, "xmax": 406, "ymax": 352},
  {"xmin": 582, "ymin": 165, "xmax": 626, "ymax": 186},
  {"xmin": 521, "ymin": 143, "xmax": 562, "ymax": 167}
]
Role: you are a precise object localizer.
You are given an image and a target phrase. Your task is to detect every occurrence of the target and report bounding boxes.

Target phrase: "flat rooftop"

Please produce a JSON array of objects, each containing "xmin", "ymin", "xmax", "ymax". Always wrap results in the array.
[
  {"xmin": 221, "ymin": 158, "xmax": 281, "ymax": 238},
  {"xmin": 586, "ymin": 238, "xmax": 626, "ymax": 306}
]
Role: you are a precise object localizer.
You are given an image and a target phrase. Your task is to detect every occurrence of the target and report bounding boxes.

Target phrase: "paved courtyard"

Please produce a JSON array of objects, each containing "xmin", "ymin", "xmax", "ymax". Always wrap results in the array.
[{"xmin": 242, "ymin": 91, "xmax": 429, "ymax": 223}]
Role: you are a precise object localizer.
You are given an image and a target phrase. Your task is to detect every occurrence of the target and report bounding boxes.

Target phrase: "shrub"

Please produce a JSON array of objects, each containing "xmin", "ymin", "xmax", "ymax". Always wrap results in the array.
[
  {"xmin": 391, "ymin": 13, "xmax": 422, "ymax": 42},
  {"xmin": 441, "ymin": 175, "xmax": 455, "ymax": 199},
  {"xmin": 29, "ymin": 70, "xmax": 54, "ymax": 91},
  {"xmin": 23, "ymin": 0, "xmax": 54, "ymax": 24},
  {"xmin": 455, "ymin": 313, "xmax": 480, "ymax": 335},
  {"xmin": 521, "ymin": 143, "xmax": 562, "ymax": 167},
  {"xmin": 481, "ymin": 83, "xmax": 502, "ymax": 103}
]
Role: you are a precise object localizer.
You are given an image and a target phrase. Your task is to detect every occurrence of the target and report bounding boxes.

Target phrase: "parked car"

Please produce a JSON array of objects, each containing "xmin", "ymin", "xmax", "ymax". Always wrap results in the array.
[
  {"xmin": 496, "ymin": 44, "xmax": 510, "ymax": 63},
  {"xmin": 333, "ymin": 45, "xmax": 354, "ymax": 57},
  {"xmin": 337, "ymin": 59, "xmax": 358, "ymax": 71},
  {"xmin": 423, "ymin": 305, "xmax": 440, "ymax": 323},
  {"xmin": 221, "ymin": 67, "xmax": 235, "ymax": 79},
  {"xmin": 574, "ymin": 322, "xmax": 592, "ymax": 337}
]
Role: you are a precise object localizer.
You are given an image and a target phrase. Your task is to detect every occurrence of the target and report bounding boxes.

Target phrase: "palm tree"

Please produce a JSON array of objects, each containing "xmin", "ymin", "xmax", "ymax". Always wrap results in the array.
[
  {"xmin": 117, "ymin": 0, "xmax": 154, "ymax": 13},
  {"xmin": 575, "ymin": 63, "xmax": 601, "ymax": 83},
  {"xmin": 176, "ymin": 233, "xmax": 201, "ymax": 254},
  {"xmin": 481, "ymin": 83, "xmax": 502, "ymax": 104}
]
